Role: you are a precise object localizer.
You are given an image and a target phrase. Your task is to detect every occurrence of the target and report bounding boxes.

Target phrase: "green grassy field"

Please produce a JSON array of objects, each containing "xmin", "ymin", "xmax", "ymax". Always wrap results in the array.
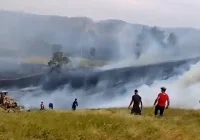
[{"xmin": 1, "ymin": 107, "xmax": 200, "ymax": 140}]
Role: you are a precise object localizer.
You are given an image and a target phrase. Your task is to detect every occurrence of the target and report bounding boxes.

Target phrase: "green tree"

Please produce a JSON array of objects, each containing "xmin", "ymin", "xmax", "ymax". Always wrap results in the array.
[{"xmin": 48, "ymin": 52, "xmax": 70, "ymax": 73}]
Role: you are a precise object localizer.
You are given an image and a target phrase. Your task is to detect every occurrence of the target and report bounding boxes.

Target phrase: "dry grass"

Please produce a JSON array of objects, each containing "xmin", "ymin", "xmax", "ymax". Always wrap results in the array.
[
  {"xmin": 25, "ymin": 57, "xmax": 110, "ymax": 66},
  {"xmin": 0, "ymin": 107, "xmax": 200, "ymax": 140},
  {"xmin": 24, "ymin": 57, "xmax": 49, "ymax": 65}
]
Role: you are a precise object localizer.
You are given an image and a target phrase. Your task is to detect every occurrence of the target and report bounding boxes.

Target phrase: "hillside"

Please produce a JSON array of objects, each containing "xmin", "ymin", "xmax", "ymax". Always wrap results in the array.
[
  {"xmin": 1, "ymin": 10, "xmax": 200, "ymax": 61},
  {"xmin": 1, "ymin": 107, "xmax": 200, "ymax": 140}
]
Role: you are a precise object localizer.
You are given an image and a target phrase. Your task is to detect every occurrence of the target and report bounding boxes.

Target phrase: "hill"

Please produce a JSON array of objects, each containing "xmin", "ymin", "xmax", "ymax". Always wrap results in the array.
[
  {"xmin": 1, "ymin": 10, "xmax": 200, "ymax": 61},
  {"xmin": 1, "ymin": 107, "xmax": 200, "ymax": 140}
]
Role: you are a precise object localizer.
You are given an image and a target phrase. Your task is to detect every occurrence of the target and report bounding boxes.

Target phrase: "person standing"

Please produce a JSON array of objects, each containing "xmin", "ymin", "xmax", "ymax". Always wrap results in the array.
[
  {"xmin": 128, "ymin": 89, "xmax": 143, "ymax": 115},
  {"xmin": 49, "ymin": 102, "xmax": 53, "ymax": 109},
  {"xmin": 40, "ymin": 102, "xmax": 44, "ymax": 110},
  {"xmin": 72, "ymin": 98, "xmax": 78, "ymax": 111},
  {"xmin": 153, "ymin": 87, "xmax": 170, "ymax": 117}
]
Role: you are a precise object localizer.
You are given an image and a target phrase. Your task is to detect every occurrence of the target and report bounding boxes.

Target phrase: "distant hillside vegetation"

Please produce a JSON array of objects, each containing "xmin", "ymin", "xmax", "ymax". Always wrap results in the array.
[{"xmin": 0, "ymin": 10, "xmax": 200, "ymax": 61}]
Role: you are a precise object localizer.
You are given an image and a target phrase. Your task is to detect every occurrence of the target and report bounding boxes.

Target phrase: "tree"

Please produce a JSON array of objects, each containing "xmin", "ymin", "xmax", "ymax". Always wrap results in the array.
[
  {"xmin": 90, "ymin": 47, "xmax": 96, "ymax": 60},
  {"xmin": 167, "ymin": 33, "xmax": 177, "ymax": 46},
  {"xmin": 135, "ymin": 33, "xmax": 144, "ymax": 59},
  {"xmin": 48, "ymin": 52, "xmax": 70, "ymax": 73},
  {"xmin": 150, "ymin": 26, "xmax": 165, "ymax": 45},
  {"xmin": 135, "ymin": 27, "xmax": 149, "ymax": 59}
]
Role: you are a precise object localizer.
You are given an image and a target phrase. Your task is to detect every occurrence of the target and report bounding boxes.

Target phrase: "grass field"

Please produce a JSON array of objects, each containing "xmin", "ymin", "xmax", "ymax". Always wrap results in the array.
[
  {"xmin": 1, "ymin": 107, "xmax": 200, "ymax": 140},
  {"xmin": 25, "ymin": 57, "xmax": 110, "ymax": 67}
]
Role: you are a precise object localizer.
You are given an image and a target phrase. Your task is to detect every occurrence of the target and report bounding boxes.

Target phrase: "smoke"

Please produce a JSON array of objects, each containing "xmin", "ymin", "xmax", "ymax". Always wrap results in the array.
[
  {"xmin": 178, "ymin": 61, "xmax": 200, "ymax": 88},
  {"xmin": 99, "ymin": 25, "xmax": 200, "ymax": 70},
  {"xmin": 1, "ymin": 10, "xmax": 200, "ymax": 64},
  {"xmin": 1, "ymin": 10, "xmax": 200, "ymax": 110},
  {"xmin": 3, "ymin": 60, "xmax": 200, "ymax": 110},
  {"xmin": 103, "ymin": 60, "xmax": 200, "ymax": 109}
]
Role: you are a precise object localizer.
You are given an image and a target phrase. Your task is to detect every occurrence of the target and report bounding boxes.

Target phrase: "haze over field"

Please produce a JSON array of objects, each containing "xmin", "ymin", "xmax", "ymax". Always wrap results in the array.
[
  {"xmin": 0, "ymin": 1, "xmax": 200, "ymax": 110},
  {"xmin": 1, "ymin": 0, "xmax": 200, "ymax": 28},
  {"xmin": 0, "ymin": 10, "xmax": 200, "ymax": 62}
]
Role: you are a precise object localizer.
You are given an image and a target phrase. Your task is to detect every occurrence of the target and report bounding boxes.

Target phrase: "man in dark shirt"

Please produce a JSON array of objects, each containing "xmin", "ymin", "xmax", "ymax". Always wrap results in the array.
[
  {"xmin": 49, "ymin": 102, "xmax": 53, "ymax": 109},
  {"xmin": 72, "ymin": 98, "xmax": 78, "ymax": 111},
  {"xmin": 128, "ymin": 89, "xmax": 143, "ymax": 115}
]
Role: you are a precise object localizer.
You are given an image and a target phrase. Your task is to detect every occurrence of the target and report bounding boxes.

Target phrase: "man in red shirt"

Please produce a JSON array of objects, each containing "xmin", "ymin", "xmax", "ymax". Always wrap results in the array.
[{"xmin": 153, "ymin": 87, "xmax": 170, "ymax": 117}]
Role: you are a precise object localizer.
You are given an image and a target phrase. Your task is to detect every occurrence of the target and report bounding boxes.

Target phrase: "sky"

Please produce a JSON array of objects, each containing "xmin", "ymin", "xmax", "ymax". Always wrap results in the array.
[{"xmin": 0, "ymin": 0, "xmax": 200, "ymax": 28}]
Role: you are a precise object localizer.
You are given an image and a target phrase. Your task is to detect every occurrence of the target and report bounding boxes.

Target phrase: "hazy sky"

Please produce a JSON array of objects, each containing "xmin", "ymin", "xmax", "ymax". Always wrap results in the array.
[{"xmin": 0, "ymin": 0, "xmax": 200, "ymax": 28}]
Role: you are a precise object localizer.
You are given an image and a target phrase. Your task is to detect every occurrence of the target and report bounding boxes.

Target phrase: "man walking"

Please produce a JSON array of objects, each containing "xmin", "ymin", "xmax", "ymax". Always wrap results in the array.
[
  {"xmin": 128, "ymin": 89, "xmax": 143, "ymax": 115},
  {"xmin": 72, "ymin": 98, "xmax": 78, "ymax": 111},
  {"xmin": 153, "ymin": 87, "xmax": 170, "ymax": 117}
]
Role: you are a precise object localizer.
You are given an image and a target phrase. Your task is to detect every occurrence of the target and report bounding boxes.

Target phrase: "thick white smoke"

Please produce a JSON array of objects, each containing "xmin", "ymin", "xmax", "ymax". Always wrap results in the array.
[
  {"xmin": 102, "ymin": 61, "xmax": 200, "ymax": 110},
  {"xmin": 6, "ymin": 60, "xmax": 200, "ymax": 110},
  {"xmin": 98, "ymin": 25, "xmax": 200, "ymax": 71},
  {"xmin": 178, "ymin": 61, "xmax": 200, "ymax": 88},
  {"xmin": 1, "ymin": 11, "xmax": 200, "ymax": 111}
]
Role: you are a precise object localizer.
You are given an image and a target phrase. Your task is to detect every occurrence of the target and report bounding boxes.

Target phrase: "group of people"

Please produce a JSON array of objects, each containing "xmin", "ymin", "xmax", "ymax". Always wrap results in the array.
[
  {"xmin": 38, "ymin": 87, "xmax": 169, "ymax": 116},
  {"xmin": 39, "ymin": 98, "xmax": 79, "ymax": 111},
  {"xmin": 128, "ymin": 87, "xmax": 170, "ymax": 117}
]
